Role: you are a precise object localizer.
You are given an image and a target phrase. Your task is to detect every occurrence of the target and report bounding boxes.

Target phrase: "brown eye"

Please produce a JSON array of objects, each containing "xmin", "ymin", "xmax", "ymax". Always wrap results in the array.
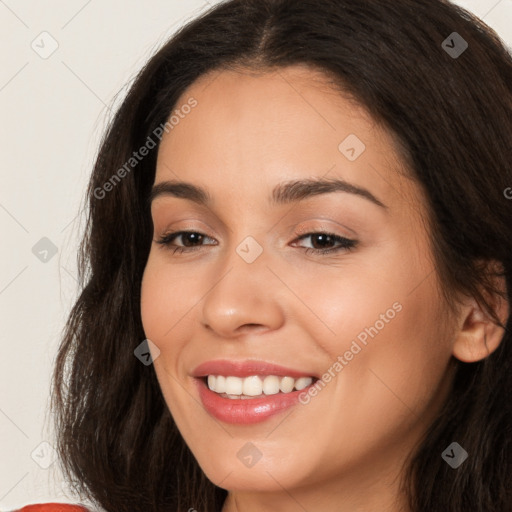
[
  {"xmin": 156, "ymin": 231, "xmax": 216, "ymax": 253},
  {"xmin": 293, "ymin": 232, "xmax": 357, "ymax": 255}
]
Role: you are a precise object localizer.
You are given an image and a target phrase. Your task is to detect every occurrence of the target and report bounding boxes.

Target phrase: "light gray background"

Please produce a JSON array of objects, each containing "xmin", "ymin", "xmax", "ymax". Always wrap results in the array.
[{"xmin": 1, "ymin": 0, "xmax": 511, "ymax": 509}]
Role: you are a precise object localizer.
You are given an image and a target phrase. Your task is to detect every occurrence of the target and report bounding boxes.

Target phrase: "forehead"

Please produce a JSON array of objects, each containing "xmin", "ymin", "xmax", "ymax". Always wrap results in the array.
[{"xmin": 154, "ymin": 65, "xmax": 421, "ymax": 215}]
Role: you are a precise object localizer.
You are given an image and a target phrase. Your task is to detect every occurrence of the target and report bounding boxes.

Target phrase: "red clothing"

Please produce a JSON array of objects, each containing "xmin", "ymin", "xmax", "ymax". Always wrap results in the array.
[{"xmin": 16, "ymin": 505, "xmax": 88, "ymax": 512}]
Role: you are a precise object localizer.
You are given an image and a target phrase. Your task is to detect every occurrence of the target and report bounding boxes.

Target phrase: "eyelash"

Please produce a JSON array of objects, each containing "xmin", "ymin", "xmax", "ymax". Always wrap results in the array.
[{"xmin": 155, "ymin": 230, "xmax": 357, "ymax": 256}]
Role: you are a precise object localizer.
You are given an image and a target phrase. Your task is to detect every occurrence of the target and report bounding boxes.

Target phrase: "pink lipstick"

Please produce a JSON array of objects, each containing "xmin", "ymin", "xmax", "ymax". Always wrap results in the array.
[{"xmin": 192, "ymin": 359, "xmax": 318, "ymax": 424}]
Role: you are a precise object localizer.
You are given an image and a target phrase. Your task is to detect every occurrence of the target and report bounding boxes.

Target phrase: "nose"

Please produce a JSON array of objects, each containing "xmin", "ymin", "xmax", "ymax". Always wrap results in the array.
[{"xmin": 200, "ymin": 240, "xmax": 286, "ymax": 339}]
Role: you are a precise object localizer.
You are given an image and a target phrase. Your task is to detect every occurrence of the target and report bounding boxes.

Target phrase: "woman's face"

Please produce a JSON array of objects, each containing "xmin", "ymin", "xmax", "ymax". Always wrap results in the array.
[{"xmin": 140, "ymin": 65, "xmax": 458, "ymax": 507}]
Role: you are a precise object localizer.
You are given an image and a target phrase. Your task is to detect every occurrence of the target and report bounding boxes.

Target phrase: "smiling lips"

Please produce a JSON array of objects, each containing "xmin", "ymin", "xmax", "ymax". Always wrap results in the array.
[{"xmin": 192, "ymin": 359, "xmax": 318, "ymax": 424}]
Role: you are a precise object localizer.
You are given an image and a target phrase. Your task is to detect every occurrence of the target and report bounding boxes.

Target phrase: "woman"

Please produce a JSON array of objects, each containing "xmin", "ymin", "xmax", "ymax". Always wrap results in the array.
[{"xmin": 27, "ymin": 0, "xmax": 512, "ymax": 511}]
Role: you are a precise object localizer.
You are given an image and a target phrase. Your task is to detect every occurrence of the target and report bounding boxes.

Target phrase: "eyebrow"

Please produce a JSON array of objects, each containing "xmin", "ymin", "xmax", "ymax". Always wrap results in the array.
[{"xmin": 148, "ymin": 177, "xmax": 387, "ymax": 209}]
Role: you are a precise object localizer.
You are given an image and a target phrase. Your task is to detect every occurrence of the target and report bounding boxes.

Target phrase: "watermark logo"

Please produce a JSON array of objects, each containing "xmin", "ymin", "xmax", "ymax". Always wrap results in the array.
[
  {"xmin": 31, "ymin": 31, "xmax": 59, "ymax": 59},
  {"xmin": 31, "ymin": 441, "xmax": 57, "ymax": 469},
  {"xmin": 237, "ymin": 441, "xmax": 263, "ymax": 468},
  {"xmin": 94, "ymin": 97, "xmax": 198, "ymax": 200},
  {"xmin": 299, "ymin": 301, "xmax": 403, "ymax": 405},
  {"xmin": 442, "ymin": 442, "xmax": 468, "ymax": 468},
  {"xmin": 338, "ymin": 134, "xmax": 366, "ymax": 161},
  {"xmin": 442, "ymin": 32, "xmax": 468, "ymax": 59},
  {"xmin": 32, "ymin": 237, "xmax": 58, "ymax": 263},
  {"xmin": 236, "ymin": 236, "xmax": 263, "ymax": 263},
  {"xmin": 134, "ymin": 339, "xmax": 161, "ymax": 366}
]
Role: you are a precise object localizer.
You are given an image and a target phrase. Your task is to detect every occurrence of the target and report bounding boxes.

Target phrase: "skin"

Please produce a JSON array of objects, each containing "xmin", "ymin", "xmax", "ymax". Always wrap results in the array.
[{"xmin": 140, "ymin": 65, "xmax": 507, "ymax": 512}]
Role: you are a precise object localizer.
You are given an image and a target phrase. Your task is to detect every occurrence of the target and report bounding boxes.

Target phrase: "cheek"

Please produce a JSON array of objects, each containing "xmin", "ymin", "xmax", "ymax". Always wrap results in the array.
[
  {"xmin": 140, "ymin": 256, "xmax": 200, "ymax": 342},
  {"xmin": 140, "ymin": 272, "xmax": 167, "ymax": 343},
  {"xmin": 331, "ymin": 282, "xmax": 452, "ymax": 433},
  {"xmin": 140, "ymin": 260, "xmax": 193, "ymax": 419},
  {"xmin": 304, "ymin": 242, "xmax": 453, "ymax": 426},
  {"xmin": 140, "ymin": 255, "xmax": 209, "ymax": 411},
  {"xmin": 281, "ymin": 259, "xmax": 411, "ymax": 355}
]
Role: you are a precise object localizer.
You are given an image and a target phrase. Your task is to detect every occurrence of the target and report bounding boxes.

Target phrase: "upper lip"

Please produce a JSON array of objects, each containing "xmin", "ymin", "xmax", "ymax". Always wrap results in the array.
[{"xmin": 192, "ymin": 359, "xmax": 319, "ymax": 379}]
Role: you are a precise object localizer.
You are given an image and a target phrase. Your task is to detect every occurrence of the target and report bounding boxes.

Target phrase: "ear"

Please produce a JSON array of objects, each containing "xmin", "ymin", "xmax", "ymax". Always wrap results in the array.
[{"xmin": 452, "ymin": 262, "xmax": 509, "ymax": 363}]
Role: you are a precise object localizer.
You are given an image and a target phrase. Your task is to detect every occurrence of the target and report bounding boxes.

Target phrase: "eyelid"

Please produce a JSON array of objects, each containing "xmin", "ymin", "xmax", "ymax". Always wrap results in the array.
[
  {"xmin": 286, "ymin": 220, "xmax": 357, "ymax": 243},
  {"xmin": 155, "ymin": 219, "xmax": 221, "ymax": 237},
  {"xmin": 155, "ymin": 218, "xmax": 357, "ymax": 244}
]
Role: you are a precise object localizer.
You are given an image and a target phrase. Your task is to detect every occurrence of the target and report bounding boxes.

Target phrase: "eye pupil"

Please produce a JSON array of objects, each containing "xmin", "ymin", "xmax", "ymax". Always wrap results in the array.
[
  {"xmin": 312, "ymin": 234, "xmax": 334, "ymax": 249},
  {"xmin": 183, "ymin": 233, "xmax": 203, "ymax": 246}
]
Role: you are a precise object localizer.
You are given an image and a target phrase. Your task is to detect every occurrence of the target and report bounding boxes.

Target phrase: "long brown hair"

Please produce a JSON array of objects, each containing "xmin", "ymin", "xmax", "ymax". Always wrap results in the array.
[{"xmin": 51, "ymin": 1, "xmax": 512, "ymax": 510}]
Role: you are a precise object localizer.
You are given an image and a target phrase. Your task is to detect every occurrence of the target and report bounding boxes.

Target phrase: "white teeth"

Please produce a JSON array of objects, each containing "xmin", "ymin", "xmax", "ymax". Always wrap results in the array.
[
  {"xmin": 206, "ymin": 375, "xmax": 313, "ymax": 397},
  {"xmin": 208, "ymin": 375, "xmax": 226, "ymax": 393},
  {"xmin": 294, "ymin": 377, "xmax": 312, "ymax": 391},
  {"xmin": 225, "ymin": 376, "xmax": 243, "ymax": 395},
  {"xmin": 262, "ymin": 375, "xmax": 280, "ymax": 395},
  {"xmin": 242, "ymin": 375, "xmax": 263, "ymax": 396},
  {"xmin": 215, "ymin": 375, "xmax": 226, "ymax": 393},
  {"xmin": 279, "ymin": 376, "xmax": 295, "ymax": 393}
]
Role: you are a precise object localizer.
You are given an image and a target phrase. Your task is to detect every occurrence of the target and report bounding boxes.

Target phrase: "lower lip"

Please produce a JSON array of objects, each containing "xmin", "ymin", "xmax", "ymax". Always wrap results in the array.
[{"xmin": 195, "ymin": 377, "xmax": 314, "ymax": 424}]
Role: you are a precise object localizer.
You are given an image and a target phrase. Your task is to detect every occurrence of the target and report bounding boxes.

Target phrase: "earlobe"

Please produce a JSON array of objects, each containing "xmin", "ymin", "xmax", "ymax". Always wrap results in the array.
[{"xmin": 452, "ymin": 292, "xmax": 508, "ymax": 364}]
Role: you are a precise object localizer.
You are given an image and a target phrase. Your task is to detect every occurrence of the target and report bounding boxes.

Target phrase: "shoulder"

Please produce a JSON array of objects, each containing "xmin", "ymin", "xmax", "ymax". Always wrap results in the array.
[{"xmin": 15, "ymin": 505, "xmax": 89, "ymax": 512}]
